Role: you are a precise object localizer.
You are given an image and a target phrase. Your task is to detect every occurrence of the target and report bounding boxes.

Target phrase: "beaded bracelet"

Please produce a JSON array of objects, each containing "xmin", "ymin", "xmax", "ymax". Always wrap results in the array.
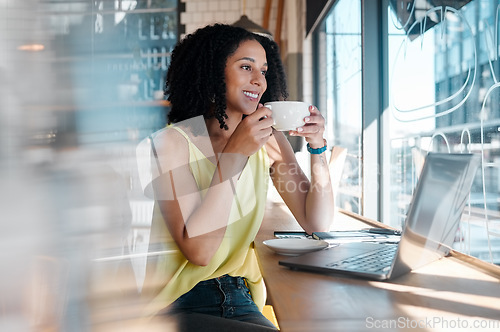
[{"xmin": 306, "ymin": 139, "xmax": 327, "ymax": 154}]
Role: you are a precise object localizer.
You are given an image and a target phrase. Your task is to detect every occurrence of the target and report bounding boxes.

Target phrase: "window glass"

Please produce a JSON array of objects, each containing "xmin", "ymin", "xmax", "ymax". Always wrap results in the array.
[
  {"xmin": 315, "ymin": 0, "xmax": 500, "ymax": 264},
  {"xmin": 315, "ymin": 0, "xmax": 362, "ymax": 213},
  {"xmin": 387, "ymin": 0, "xmax": 500, "ymax": 263}
]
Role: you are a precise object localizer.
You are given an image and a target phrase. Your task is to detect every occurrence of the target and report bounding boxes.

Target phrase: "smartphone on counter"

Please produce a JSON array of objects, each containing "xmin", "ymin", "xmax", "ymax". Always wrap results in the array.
[
  {"xmin": 273, "ymin": 231, "xmax": 309, "ymax": 239},
  {"xmin": 362, "ymin": 228, "xmax": 402, "ymax": 236}
]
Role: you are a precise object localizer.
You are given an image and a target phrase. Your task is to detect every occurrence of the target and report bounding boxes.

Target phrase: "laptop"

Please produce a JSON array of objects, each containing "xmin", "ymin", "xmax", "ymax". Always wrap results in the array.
[{"xmin": 279, "ymin": 153, "xmax": 480, "ymax": 281}]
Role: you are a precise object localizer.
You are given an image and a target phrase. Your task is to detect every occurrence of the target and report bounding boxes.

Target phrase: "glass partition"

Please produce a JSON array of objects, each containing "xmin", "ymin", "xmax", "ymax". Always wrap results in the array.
[{"xmin": 1, "ymin": 1, "xmax": 179, "ymax": 329}]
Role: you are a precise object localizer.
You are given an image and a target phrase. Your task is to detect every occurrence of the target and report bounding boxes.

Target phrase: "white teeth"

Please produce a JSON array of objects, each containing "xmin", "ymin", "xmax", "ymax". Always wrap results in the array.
[{"xmin": 243, "ymin": 91, "xmax": 258, "ymax": 98}]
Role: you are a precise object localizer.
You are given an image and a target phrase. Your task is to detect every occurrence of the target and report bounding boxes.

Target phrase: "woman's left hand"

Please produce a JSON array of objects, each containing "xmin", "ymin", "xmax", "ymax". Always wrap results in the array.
[{"xmin": 289, "ymin": 105, "xmax": 325, "ymax": 148}]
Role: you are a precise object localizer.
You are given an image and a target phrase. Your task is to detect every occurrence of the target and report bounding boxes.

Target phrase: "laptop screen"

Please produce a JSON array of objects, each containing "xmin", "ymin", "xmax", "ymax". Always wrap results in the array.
[{"xmin": 392, "ymin": 153, "xmax": 480, "ymax": 276}]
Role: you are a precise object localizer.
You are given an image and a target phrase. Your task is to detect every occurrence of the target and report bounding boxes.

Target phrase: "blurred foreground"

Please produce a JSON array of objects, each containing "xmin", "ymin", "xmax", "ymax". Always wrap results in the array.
[{"xmin": 0, "ymin": 1, "xmax": 177, "ymax": 330}]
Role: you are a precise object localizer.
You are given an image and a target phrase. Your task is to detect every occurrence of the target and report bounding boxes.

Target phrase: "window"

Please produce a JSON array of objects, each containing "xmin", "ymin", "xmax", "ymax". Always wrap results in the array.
[
  {"xmin": 314, "ymin": 0, "xmax": 362, "ymax": 214},
  {"xmin": 313, "ymin": 0, "xmax": 500, "ymax": 264}
]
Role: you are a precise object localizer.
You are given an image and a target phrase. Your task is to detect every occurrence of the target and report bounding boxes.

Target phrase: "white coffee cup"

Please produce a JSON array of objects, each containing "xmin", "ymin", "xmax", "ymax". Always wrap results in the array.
[{"xmin": 264, "ymin": 101, "xmax": 310, "ymax": 131}]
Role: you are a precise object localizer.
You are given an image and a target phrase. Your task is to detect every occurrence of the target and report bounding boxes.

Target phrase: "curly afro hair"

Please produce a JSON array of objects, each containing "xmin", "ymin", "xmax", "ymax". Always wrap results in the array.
[{"xmin": 165, "ymin": 24, "xmax": 288, "ymax": 130}]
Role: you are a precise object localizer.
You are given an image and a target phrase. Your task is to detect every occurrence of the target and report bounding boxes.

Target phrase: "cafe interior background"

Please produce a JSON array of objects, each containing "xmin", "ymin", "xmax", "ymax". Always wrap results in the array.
[{"xmin": 1, "ymin": 0, "xmax": 500, "ymax": 329}]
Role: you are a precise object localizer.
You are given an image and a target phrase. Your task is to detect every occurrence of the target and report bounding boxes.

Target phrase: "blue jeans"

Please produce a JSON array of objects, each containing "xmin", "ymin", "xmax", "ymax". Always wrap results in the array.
[{"xmin": 166, "ymin": 275, "xmax": 277, "ymax": 331}]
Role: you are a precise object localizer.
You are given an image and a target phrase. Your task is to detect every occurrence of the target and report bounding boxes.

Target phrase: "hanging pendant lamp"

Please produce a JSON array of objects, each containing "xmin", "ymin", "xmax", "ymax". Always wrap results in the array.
[{"xmin": 231, "ymin": 0, "xmax": 273, "ymax": 38}]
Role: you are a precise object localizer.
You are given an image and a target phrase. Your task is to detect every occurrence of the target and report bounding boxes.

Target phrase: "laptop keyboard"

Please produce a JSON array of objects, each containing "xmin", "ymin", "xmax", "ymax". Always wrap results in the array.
[{"xmin": 325, "ymin": 244, "xmax": 398, "ymax": 273}]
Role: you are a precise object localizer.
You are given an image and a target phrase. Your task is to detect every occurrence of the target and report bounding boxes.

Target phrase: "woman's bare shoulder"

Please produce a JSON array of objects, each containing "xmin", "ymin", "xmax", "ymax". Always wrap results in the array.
[{"xmin": 151, "ymin": 127, "xmax": 189, "ymax": 170}]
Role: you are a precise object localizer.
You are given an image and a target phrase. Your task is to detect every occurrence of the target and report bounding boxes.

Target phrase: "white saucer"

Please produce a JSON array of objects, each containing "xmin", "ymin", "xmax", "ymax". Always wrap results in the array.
[{"xmin": 263, "ymin": 238, "xmax": 329, "ymax": 256}]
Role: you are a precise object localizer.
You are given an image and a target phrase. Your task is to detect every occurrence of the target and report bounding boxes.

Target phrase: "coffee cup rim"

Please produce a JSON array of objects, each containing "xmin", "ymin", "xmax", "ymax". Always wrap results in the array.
[{"xmin": 264, "ymin": 101, "xmax": 309, "ymax": 104}]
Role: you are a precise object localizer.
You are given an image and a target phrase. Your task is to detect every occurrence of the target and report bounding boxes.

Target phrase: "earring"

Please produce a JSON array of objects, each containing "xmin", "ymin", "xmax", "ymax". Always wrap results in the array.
[{"xmin": 209, "ymin": 95, "xmax": 215, "ymax": 103}]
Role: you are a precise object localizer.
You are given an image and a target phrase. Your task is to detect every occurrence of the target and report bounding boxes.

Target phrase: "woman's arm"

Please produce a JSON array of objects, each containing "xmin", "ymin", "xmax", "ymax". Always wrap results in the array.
[
  {"xmin": 152, "ymin": 129, "xmax": 246, "ymax": 266},
  {"xmin": 267, "ymin": 105, "xmax": 334, "ymax": 234},
  {"xmin": 153, "ymin": 108, "xmax": 274, "ymax": 266}
]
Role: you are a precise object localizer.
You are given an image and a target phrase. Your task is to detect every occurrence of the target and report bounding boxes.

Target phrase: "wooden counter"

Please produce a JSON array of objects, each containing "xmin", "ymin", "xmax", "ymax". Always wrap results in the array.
[{"xmin": 255, "ymin": 202, "xmax": 500, "ymax": 332}]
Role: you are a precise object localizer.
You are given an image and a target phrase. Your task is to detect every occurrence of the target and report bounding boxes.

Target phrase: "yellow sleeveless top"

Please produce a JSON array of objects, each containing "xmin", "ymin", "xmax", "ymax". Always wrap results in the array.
[{"xmin": 143, "ymin": 126, "xmax": 270, "ymax": 316}]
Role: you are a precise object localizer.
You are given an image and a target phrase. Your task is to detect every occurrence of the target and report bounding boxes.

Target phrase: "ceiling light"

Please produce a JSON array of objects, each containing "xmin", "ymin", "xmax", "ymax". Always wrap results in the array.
[
  {"xmin": 17, "ymin": 44, "xmax": 45, "ymax": 52},
  {"xmin": 231, "ymin": 0, "xmax": 272, "ymax": 38}
]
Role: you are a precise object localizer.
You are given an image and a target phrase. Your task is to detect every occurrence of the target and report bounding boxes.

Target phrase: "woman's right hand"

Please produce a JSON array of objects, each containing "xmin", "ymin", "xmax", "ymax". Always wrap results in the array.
[{"xmin": 224, "ymin": 105, "xmax": 274, "ymax": 156}]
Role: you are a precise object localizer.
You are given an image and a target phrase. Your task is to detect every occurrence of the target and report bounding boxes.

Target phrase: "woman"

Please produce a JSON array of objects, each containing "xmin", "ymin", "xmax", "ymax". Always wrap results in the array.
[{"xmin": 143, "ymin": 24, "xmax": 334, "ymax": 331}]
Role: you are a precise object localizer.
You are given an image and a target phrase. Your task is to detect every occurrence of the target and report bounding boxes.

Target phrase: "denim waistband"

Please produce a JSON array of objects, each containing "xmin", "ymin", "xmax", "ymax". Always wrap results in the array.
[{"xmin": 201, "ymin": 274, "xmax": 246, "ymax": 286}]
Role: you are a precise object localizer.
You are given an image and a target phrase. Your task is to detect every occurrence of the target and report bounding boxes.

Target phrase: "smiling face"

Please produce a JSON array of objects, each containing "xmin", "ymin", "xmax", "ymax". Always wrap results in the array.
[{"xmin": 224, "ymin": 39, "xmax": 268, "ymax": 117}]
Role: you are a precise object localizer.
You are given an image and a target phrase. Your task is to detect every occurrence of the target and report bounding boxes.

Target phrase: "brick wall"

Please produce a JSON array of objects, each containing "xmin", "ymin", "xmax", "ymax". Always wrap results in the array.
[{"xmin": 180, "ymin": 0, "xmax": 279, "ymax": 37}]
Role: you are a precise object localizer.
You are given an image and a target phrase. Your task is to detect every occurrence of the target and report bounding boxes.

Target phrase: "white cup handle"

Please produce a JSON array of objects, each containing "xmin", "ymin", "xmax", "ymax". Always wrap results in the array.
[{"xmin": 264, "ymin": 104, "xmax": 276, "ymax": 126}]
